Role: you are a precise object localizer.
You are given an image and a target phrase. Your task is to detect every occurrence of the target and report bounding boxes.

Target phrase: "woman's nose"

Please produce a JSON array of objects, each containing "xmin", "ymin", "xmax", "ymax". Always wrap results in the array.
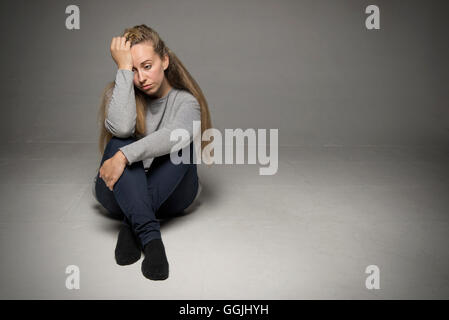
[{"xmin": 137, "ymin": 70, "xmax": 145, "ymax": 83}]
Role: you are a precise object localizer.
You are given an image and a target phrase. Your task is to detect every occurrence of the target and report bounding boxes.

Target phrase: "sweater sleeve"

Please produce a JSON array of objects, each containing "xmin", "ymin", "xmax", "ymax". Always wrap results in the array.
[
  {"xmin": 118, "ymin": 95, "xmax": 201, "ymax": 165},
  {"xmin": 104, "ymin": 69, "xmax": 137, "ymax": 138}
]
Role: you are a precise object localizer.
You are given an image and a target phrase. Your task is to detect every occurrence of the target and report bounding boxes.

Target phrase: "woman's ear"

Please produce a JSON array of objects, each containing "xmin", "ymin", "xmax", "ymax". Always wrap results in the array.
[{"xmin": 163, "ymin": 54, "xmax": 169, "ymax": 71}]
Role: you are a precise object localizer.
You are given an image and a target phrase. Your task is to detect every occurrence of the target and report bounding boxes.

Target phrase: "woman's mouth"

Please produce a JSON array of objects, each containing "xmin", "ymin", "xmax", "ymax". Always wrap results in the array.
[{"xmin": 142, "ymin": 84, "xmax": 152, "ymax": 90}]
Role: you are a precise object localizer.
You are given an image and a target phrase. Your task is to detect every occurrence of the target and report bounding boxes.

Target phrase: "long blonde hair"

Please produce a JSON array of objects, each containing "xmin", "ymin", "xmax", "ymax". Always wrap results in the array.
[{"xmin": 96, "ymin": 24, "xmax": 213, "ymax": 162}]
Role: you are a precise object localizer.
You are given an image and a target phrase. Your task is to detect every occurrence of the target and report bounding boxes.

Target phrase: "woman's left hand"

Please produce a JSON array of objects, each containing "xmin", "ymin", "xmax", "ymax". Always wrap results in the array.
[{"xmin": 99, "ymin": 151, "xmax": 129, "ymax": 191}]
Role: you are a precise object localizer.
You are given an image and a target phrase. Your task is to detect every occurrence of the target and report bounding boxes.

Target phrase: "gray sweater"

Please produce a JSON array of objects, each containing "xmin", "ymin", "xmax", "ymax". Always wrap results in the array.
[{"xmin": 104, "ymin": 69, "xmax": 201, "ymax": 169}]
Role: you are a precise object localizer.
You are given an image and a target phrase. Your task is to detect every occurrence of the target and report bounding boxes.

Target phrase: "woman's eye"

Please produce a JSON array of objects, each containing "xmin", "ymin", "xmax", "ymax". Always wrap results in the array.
[{"xmin": 131, "ymin": 65, "xmax": 151, "ymax": 72}]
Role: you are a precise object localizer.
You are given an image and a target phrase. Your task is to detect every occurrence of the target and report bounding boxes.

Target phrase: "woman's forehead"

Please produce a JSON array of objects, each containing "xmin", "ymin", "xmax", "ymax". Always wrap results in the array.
[{"xmin": 131, "ymin": 42, "xmax": 158, "ymax": 61}]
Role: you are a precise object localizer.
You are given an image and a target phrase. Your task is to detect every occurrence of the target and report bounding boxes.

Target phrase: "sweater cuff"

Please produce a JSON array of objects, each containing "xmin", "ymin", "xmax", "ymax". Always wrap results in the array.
[
  {"xmin": 119, "ymin": 146, "xmax": 136, "ymax": 166},
  {"xmin": 118, "ymin": 68, "xmax": 134, "ymax": 75}
]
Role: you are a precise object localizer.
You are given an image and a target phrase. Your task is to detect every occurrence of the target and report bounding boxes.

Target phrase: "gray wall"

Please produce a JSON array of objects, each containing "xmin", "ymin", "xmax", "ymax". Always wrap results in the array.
[{"xmin": 1, "ymin": 0, "xmax": 448, "ymax": 146}]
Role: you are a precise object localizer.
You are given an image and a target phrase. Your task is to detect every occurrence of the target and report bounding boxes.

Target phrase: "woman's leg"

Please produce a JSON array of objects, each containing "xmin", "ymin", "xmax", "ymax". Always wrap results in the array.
[
  {"xmin": 146, "ymin": 142, "xmax": 199, "ymax": 221},
  {"xmin": 94, "ymin": 162, "xmax": 125, "ymax": 221},
  {"xmin": 95, "ymin": 137, "xmax": 198, "ymax": 248},
  {"xmin": 155, "ymin": 161, "xmax": 199, "ymax": 219},
  {"xmin": 139, "ymin": 142, "xmax": 197, "ymax": 280},
  {"xmin": 95, "ymin": 136, "xmax": 161, "ymax": 247},
  {"xmin": 95, "ymin": 138, "xmax": 197, "ymax": 280}
]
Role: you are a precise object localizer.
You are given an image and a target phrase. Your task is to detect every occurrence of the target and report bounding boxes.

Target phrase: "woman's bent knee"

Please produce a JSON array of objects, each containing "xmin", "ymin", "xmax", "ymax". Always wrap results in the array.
[
  {"xmin": 103, "ymin": 136, "xmax": 137, "ymax": 157},
  {"xmin": 106, "ymin": 136, "xmax": 136, "ymax": 150}
]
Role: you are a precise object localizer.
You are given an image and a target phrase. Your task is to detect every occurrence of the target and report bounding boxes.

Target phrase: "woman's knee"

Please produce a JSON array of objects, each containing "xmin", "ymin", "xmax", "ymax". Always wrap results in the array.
[
  {"xmin": 94, "ymin": 175, "xmax": 125, "ymax": 219},
  {"xmin": 104, "ymin": 136, "xmax": 137, "ymax": 156}
]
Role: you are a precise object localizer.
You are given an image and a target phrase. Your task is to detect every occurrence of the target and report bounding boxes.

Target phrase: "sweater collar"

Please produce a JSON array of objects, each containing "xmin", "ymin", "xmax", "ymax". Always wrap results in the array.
[{"xmin": 148, "ymin": 87, "xmax": 174, "ymax": 104}]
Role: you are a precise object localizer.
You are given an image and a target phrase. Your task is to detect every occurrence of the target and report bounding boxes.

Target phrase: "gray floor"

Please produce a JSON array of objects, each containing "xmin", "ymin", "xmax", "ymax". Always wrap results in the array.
[{"xmin": 0, "ymin": 143, "xmax": 448, "ymax": 299}]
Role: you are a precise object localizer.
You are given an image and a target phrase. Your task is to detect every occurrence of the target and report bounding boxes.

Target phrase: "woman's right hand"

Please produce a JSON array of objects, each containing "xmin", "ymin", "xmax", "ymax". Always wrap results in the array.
[{"xmin": 110, "ymin": 34, "xmax": 133, "ymax": 70}]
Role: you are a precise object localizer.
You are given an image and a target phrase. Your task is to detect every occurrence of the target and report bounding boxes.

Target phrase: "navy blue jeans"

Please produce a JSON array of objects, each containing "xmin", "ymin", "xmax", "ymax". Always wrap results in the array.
[{"xmin": 94, "ymin": 136, "xmax": 199, "ymax": 247}]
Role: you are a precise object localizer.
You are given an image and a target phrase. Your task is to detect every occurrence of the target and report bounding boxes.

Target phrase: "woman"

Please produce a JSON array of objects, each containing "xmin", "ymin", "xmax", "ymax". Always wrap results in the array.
[{"xmin": 92, "ymin": 25, "xmax": 213, "ymax": 281}]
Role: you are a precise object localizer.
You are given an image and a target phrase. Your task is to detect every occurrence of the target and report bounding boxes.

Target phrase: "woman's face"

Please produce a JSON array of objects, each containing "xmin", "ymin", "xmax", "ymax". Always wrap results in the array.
[{"xmin": 130, "ymin": 42, "xmax": 169, "ymax": 97}]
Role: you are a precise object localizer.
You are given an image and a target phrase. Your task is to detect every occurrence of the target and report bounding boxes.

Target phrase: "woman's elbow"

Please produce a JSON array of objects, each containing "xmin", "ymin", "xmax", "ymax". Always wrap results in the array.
[{"xmin": 105, "ymin": 120, "xmax": 135, "ymax": 138}]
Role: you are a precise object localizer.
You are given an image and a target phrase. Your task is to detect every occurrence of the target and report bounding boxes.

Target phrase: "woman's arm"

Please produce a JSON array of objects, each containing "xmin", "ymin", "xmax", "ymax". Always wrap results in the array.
[
  {"xmin": 104, "ymin": 69, "xmax": 137, "ymax": 137},
  {"xmin": 118, "ymin": 95, "xmax": 201, "ymax": 165},
  {"xmin": 104, "ymin": 35, "xmax": 136, "ymax": 138}
]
